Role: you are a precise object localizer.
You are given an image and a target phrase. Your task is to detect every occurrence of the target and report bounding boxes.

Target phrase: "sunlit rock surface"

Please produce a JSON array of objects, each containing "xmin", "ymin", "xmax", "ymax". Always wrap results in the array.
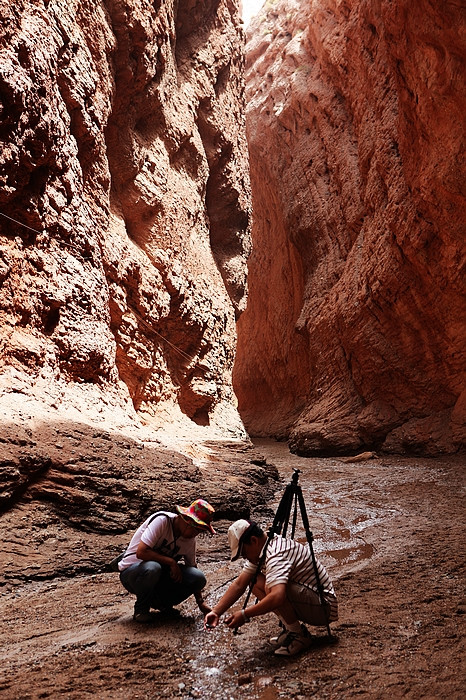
[
  {"xmin": 0, "ymin": 0, "xmax": 251, "ymax": 441},
  {"xmin": 235, "ymin": 0, "xmax": 465, "ymax": 455}
]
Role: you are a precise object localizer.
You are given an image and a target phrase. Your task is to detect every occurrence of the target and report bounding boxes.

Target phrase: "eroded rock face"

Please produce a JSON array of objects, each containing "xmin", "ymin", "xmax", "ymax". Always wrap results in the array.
[
  {"xmin": 0, "ymin": 0, "xmax": 250, "ymax": 437},
  {"xmin": 235, "ymin": 0, "xmax": 465, "ymax": 455}
]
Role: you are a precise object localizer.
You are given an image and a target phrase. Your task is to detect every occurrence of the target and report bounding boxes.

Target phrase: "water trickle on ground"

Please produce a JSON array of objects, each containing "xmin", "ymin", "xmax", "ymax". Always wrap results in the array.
[
  {"xmin": 251, "ymin": 439, "xmax": 388, "ymax": 571},
  {"xmin": 174, "ymin": 438, "xmax": 391, "ymax": 699},
  {"xmin": 3, "ymin": 439, "xmax": 463, "ymax": 699}
]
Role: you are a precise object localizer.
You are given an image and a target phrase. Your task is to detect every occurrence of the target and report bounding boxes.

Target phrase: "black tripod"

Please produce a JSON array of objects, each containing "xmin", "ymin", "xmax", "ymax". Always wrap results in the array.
[{"xmin": 240, "ymin": 468, "xmax": 332, "ymax": 637}]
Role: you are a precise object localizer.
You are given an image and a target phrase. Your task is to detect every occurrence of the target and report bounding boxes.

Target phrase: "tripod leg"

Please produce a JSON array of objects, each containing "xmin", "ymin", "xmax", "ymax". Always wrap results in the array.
[
  {"xmin": 278, "ymin": 484, "xmax": 294, "ymax": 538},
  {"xmin": 296, "ymin": 485, "xmax": 332, "ymax": 636},
  {"xmin": 290, "ymin": 490, "xmax": 299, "ymax": 539}
]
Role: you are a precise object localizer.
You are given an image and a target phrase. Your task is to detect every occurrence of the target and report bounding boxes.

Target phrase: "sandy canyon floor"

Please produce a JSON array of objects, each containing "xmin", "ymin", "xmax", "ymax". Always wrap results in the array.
[{"xmin": 1, "ymin": 438, "xmax": 465, "ymax": 699}]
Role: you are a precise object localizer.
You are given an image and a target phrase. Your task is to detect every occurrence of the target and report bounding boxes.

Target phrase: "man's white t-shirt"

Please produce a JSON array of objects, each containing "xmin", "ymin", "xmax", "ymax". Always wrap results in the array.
[{"xmin": 118, "ymin": 512, "xmax": 196, "ymax": 571}]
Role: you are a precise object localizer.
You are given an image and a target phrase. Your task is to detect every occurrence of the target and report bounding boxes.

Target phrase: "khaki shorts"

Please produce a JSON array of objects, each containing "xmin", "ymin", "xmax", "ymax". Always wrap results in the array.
[{"xmin": 287, "ymin": 582, "xmax": 338, "ymax": 626}]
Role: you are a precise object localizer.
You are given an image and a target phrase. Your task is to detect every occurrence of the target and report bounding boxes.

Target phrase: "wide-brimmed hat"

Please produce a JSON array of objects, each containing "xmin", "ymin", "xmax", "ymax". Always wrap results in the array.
[
  {"xmin": 176, "ymin": 499, "xmax": 216, "ymax": 534},
  {"xmin": 228, "ymin": 519, "xmax": 254, "ymax": 561}
]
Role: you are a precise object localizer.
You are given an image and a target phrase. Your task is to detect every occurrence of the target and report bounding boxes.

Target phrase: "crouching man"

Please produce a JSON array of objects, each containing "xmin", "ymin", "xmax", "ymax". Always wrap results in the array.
[
  {"xmin": 204, "ymin": 520, "xmax": 338, "ymax": 656},
  {"xmin": 119, "ymin": 499, "xmax": 215, "ymax": 622}
]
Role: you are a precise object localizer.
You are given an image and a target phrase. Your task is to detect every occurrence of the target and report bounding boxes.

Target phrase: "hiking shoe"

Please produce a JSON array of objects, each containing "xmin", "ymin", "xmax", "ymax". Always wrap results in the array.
[
  {"xmin": 270, "ymin": 628, "xmax": 289, "ymax": 646},
  {"xmin": 274, "ymin": 627, "xmax": 313, "ymax": 656},
  {"xmin": 133, "ymin": 611, "xmax": 156, "ymax": 623}
]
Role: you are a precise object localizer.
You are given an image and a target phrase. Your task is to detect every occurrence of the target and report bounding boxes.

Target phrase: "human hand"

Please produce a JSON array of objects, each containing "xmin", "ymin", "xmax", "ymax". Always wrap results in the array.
[
  {"xmin": 224, "ymin": 610, "xmax": 246, "ymax": 630},
  {"xmin": 169, "ymin": 560, "xmax": 182, "ymax": 582},
  {"xmin": 204, "ymin": 611, "xmax": 219, "ymax": 629}
]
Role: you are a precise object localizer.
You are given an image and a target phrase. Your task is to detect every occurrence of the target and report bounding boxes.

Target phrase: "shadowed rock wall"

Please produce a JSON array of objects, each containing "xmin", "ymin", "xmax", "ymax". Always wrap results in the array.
[
  {"xmin": 0, "ymin": 0, "xmax": 250, "ymax": 437},
  {"xmin": 234, "ymin": 0, "xmax": 465, "ymax": 455}
]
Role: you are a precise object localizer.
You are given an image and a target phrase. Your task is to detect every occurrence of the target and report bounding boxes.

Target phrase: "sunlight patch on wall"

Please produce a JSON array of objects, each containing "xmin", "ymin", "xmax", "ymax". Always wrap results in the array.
[{"xmin": 242, "ymin": 0, "xmax": 265, "ymax": 26}]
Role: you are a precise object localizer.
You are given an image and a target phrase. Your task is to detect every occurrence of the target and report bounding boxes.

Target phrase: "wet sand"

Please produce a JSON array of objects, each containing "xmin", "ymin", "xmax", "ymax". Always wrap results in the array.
[{"xmin": 1, "ymin": 439, "xmax": 465, "ymax": 699}]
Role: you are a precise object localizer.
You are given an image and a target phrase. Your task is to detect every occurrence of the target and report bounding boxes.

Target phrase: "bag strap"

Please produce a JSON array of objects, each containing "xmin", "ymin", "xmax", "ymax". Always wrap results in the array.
[
  {"xmin": 148, "ymin": 511, "xmax": 178, "ymax": 556},
  {"xmin": 121, "ymin": 511, "xmax": 172, "ymax": 561}
]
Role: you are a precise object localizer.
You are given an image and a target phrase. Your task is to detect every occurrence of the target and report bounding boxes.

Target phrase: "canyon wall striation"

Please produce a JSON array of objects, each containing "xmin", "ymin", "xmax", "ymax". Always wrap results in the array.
[
  {"xmin": 0, "ymin": 0, "xmax": 251, "ymax": 441},
  {"xmin": 235, "ymin": 0, "xmax": 465, "ymax": 455}
]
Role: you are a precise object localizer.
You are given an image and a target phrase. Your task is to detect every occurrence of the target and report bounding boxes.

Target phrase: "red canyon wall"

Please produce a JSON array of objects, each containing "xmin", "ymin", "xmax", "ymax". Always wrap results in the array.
[
  {"xmin": 234, "ymin": 0, "xmax": 465, "ymax": 455},
  {"xmin": 0, "ymin": 0, "xmax": 250, "ymax": 439}
]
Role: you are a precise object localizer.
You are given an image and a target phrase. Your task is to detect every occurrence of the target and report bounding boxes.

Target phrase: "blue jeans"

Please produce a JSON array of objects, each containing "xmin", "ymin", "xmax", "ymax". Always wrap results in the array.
[{"xmin": 120, "ymin": 561, "xmax": 206, "ymax": 615}]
